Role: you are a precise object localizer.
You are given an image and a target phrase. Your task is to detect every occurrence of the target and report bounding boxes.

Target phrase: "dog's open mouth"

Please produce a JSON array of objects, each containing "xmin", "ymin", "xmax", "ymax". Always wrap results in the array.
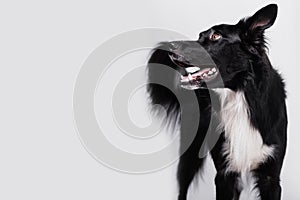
[{"xmin": 169, "ymin": 53, "xmax": 219, "ymax": 90}]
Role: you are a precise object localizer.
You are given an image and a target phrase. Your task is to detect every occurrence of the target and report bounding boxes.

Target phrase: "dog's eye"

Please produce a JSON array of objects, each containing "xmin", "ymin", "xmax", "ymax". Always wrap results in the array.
[{"xmin": 210, "ymin": 33, "xmax": 222, "ymax": 41}]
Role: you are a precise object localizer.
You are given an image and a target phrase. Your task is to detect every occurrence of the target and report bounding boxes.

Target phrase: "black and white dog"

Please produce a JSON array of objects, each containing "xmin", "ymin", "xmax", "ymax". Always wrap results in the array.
[{"xmin": 147, "ymin": 4, "xmax": 287, "ymax": 200}]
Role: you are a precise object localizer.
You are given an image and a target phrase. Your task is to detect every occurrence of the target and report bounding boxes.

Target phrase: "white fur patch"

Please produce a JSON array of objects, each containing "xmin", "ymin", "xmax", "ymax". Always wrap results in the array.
[
  {"xmin": 213, "ymin": 89, "xmax": 274, "ymax": 173},
  {"xmin": 238, "ymin": 172, "xmax": 260, "ymax": 200}
]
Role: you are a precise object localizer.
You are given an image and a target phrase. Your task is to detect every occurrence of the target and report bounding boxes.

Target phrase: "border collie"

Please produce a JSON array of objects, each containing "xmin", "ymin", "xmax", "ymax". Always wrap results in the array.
[{"xmin": 147, "ymin": 4, "xmax": 287, "ymax": 200}]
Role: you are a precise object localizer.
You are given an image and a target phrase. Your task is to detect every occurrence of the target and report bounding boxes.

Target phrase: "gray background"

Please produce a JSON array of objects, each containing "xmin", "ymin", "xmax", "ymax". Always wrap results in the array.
[{"xmin": 0, "ymin": 0, "xmax": 299, "ymax": 199}]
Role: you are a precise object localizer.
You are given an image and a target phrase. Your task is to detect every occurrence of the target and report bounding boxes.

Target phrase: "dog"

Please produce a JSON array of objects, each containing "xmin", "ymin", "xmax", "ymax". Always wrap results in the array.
[{"xmin": 147, "ymin": 4, "xmax": 287, "ymax": 200}]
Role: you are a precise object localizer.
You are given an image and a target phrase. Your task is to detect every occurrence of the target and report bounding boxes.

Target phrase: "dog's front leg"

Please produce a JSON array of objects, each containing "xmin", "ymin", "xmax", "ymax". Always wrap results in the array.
[
  {"xmin": 215, "ymin": 172, "xmax": 239, "ymax": 200},
  {"xmin": 254, "ymin": 170, "xmax": 282, "ymax": 200},
  {"xmin": 253, "ymin": 152, "xmax": 284, "ymax": 200},
  {"xmin": 256, "ymin": 175, "xmax": 281, "ymax": 200}
]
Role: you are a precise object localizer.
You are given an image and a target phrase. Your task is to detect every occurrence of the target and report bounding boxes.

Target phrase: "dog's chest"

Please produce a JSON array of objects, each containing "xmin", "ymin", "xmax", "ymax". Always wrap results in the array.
[{"xmin": 214, "ymin": 89, "xmax": 274, "ymax": 172}]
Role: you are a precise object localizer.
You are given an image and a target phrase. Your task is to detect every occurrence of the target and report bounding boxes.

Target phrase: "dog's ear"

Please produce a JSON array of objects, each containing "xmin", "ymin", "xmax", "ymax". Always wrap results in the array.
[
  {"xmin": 239, "ymin": 4, "xmax": 278, "ymax": 53},
  {"xmin": 247, "ymin": 4, "xmax": 278, "ymax": 31}
]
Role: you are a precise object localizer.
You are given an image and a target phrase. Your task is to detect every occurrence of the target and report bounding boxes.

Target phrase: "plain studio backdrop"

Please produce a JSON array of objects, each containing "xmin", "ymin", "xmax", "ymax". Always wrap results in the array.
[{"xmin": 0, "ymin": 0, "xmax": 299, "ymax": 199}]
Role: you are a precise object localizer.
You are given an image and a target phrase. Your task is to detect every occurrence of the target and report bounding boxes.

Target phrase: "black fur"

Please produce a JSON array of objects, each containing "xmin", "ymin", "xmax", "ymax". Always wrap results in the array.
[{"xmin": 147, "ymin": 4, "xmax": 287, "ymax": 200}]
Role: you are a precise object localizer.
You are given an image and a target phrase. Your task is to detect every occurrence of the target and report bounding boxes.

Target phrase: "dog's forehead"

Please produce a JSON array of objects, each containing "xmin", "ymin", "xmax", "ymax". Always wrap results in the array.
[
  {"xmin": 199, "ymin": 24, "xmax": 239, "ymax": 38},
  {"xmin": 199, "ymin": 24, "xmax": 240, "ymax": 42},
  {"xmin": 211, "ymin": 24, "xmax": 238, "ymax": 34}
]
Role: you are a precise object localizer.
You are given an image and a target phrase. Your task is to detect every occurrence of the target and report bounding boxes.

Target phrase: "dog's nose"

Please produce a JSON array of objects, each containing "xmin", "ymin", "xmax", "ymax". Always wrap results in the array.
[{"xmin": 198, "ymin": 33, "xmax": 205, "ymax": 43}]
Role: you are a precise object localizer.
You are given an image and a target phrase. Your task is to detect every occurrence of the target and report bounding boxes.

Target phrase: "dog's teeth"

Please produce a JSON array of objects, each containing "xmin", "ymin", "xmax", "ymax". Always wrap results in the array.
[
  {"xmin": 208, "ymin": 71, "xmax": 213, "ymax": 75},
  {"xmin": 181, "ymin": 79, "xmax": 189, "ymax": 83},
  {"xmin": 212, "ymin": 68, "xmax": 217, "ymax": 72},
  {"xmin": 188, "ymin": 73, "xmax": 193, "ymax": 81},
  {"xmin": 185, "ymin": 67, "xmax": 200, "ymax": 73},
  {"xmin": 203, "ymin": 73, "xmax": 208, "ymax": 77}
]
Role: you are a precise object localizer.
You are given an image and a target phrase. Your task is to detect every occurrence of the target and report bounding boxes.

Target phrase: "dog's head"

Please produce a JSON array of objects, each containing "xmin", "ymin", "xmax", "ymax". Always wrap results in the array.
[{"xmin": 166, "ymin": 4, "xmax": 278, "ymax": 90}]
